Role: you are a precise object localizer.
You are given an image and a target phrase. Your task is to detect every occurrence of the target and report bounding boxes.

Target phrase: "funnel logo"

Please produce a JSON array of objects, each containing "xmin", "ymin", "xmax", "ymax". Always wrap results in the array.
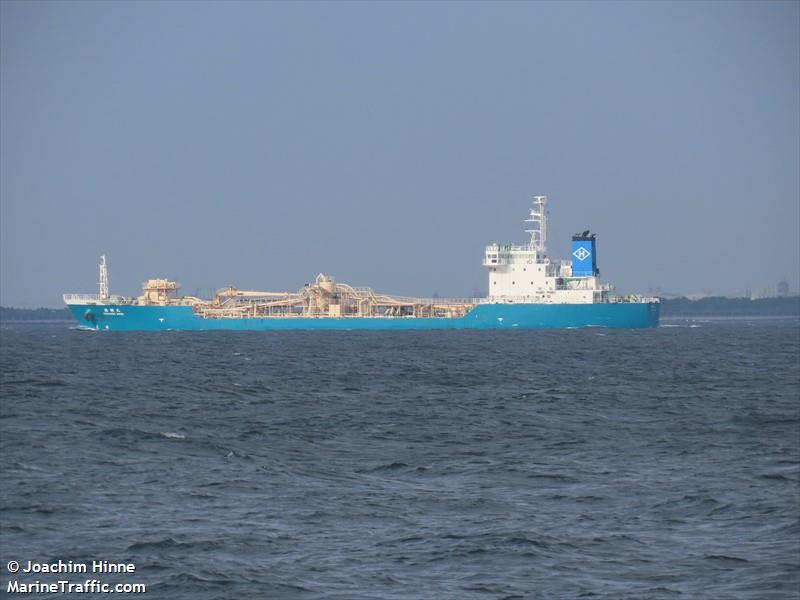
[{"xmin": 572, "ymin": 247, "xmax": 591, "ymax": 261}]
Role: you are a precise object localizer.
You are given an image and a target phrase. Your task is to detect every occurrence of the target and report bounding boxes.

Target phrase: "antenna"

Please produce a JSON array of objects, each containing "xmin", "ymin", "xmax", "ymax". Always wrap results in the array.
[
  {"xmin": 524, "ymin": 195, "xmax": 548, "ymax": 253},
  {"xmin": 99, "ymin": 255, "xmax": 109, "ymax": 299}
]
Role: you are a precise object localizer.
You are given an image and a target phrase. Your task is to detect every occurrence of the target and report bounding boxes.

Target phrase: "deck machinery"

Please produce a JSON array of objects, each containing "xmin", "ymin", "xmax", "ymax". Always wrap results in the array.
[{"xmin": 185, "ymin": 275, "xmax": 473, "ymax": 320}]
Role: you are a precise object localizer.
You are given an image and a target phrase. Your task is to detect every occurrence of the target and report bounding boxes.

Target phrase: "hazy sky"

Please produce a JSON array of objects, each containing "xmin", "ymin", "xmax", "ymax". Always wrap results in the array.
[{"xmin": 2, "ymin": 1, "xmax": 798, "ymax": 307}]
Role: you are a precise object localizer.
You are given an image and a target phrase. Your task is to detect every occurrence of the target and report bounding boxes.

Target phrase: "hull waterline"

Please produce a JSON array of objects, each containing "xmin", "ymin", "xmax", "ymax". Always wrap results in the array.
[{"xmin": 68, "ymin": 302, "xmax": 660, "ymax": 331}]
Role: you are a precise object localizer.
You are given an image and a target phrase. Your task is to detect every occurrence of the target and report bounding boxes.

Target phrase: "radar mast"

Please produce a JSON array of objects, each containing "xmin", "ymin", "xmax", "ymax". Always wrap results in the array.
[{"xmin": 525, "ymin": 195, "xmax": 548, "ymax": 254}]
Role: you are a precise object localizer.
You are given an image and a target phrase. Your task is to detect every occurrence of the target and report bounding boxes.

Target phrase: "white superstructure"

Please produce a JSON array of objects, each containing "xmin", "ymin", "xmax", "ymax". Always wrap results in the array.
[{"xmin": 483, "ymin": 196, "xmax": 610, "ymax": 304}]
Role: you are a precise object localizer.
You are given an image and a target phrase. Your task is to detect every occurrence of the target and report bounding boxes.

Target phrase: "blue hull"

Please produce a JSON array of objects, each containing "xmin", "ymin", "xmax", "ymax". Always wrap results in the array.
[{"xmin": 68, "ymin": 302, "xmax": 660, "ymax": 331}]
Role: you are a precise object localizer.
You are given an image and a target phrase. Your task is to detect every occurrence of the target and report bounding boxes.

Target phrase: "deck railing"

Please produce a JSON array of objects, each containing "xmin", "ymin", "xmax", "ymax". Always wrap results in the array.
[
  {"xmin": 476, "ymin": 295, "xmax": 659, "ymax": 304},
  {"xmin": 62, "ymin": 294, "xmax": 102, "ymax": 304}
]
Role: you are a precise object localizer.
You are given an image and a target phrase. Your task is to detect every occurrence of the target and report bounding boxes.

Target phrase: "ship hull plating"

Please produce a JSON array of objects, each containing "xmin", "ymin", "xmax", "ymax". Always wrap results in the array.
[{"xmin": 68, "ymin": 302, "xmax": 660, "ymax": 331}]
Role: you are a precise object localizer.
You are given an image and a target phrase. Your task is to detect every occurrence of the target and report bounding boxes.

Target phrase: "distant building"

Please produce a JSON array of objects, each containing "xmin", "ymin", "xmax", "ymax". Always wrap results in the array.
[{"xmin": 777, "ymin": 280, "xmax": 789, "ymax": 297}]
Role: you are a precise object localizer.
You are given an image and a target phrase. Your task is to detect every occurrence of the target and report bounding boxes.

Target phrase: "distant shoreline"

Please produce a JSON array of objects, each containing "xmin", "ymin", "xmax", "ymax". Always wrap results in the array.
[
  {"xmin": 660, "ymin": 315, "xmax": 799, "ymax": 321},
  {"xmin": 655, "ymin": 295, "xmax": 799, "ymax": 318},
  {"xmin": 1, "ymin": 307, "xmax": 72, "ymax": 322},
  {"xmin": 1, "ymin": 319, "xmax": 74, "ymax": 324}
]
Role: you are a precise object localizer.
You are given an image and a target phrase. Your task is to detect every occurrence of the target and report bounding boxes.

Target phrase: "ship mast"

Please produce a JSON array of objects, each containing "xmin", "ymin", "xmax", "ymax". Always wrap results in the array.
[
  {"xmin": 525, "ymin": 195, "xmax": 548, "ymax": 254},
  {"xmin": 99, "ymin": 255, "xmax": 109, "ymax": 300}
]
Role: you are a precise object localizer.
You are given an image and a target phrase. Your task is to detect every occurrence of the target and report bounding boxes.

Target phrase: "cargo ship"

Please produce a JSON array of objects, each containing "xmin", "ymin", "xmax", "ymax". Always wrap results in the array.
[{"xmin": 63, "ymin": 196, "xmax": 659, "ymax": 330}]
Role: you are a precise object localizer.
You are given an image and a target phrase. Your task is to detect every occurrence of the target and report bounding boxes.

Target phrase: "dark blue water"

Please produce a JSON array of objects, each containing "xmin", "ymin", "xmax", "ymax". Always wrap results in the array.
[{"xmin": 1, "ymin": 319, "xmax": 798, "ymax": 599}]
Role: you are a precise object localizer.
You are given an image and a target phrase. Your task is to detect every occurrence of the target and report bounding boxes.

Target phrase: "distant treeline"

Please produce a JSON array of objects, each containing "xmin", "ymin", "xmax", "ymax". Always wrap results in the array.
[
  {"xmin": 660, "ymin": 296, "xmax": 800, "ymax": 317},
  {"xmin": 0, "ymin": 307, "xmax": 71, "ymax": 321},
  {"xmin": 1, "ymin": 296, "xmax": 798, "ymax": 321}
]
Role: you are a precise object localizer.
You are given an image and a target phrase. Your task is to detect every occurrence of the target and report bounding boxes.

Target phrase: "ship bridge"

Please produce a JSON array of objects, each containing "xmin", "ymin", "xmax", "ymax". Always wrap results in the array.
[{"xmin": 484, "ymin": 196, "xmax": 609, "ymax": 304}]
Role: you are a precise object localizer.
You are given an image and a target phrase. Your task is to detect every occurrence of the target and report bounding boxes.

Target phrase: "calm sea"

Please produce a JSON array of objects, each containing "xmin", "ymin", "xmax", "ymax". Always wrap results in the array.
[{"xmin": 1, "ymin": 319, "xmax": 798, "ymax": 599}]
